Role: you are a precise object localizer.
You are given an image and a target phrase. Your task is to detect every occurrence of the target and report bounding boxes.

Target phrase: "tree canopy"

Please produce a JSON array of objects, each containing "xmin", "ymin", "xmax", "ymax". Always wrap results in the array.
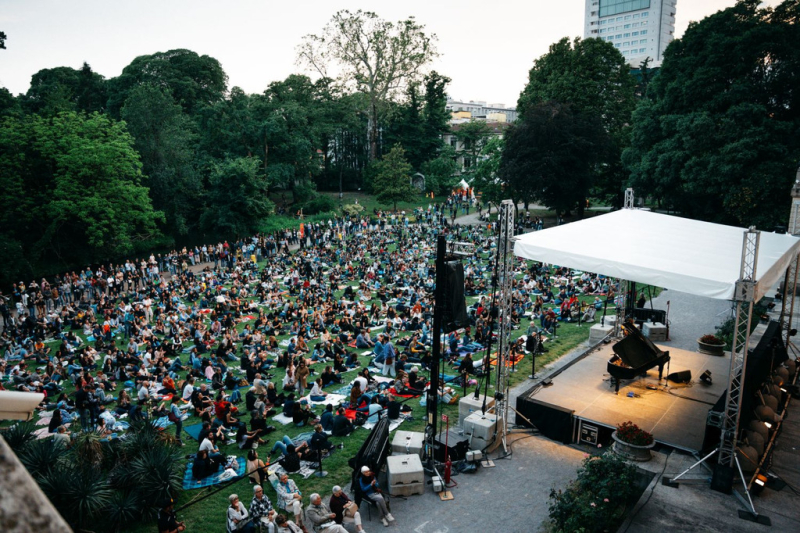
[
  {"xmin": 297, "ymin": 9, "xmax": 438, "ymax": 161},
  {"xmin": 623, "ymin": 0, "xmax": 800, "ymax": 228},
  {"xmin": 0, "ymin": 112, "xmax": 163, "ymax": 283},
  {"xmin": 517, "ymin": 37, "xmax": 636, "ymax": 205},
  {"xmin": 498, "ymin": 101, "xmax": 606, "ymax": 216},
  {"xmin": 371, "ymin": 144, "xmax": 415, "ymax": 211}
]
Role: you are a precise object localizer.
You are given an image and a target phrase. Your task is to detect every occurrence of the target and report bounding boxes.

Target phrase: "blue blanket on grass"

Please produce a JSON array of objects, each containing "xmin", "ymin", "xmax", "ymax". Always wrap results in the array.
[{"xmin": 182, "ymin": 456, "xmax": 246, "ymax": 490}]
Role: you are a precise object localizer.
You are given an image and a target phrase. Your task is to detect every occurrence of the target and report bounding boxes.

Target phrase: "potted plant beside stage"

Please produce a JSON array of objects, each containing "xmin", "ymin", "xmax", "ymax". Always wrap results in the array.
[
  {"xmin": 697, "ymin": 334, "xmax": 726, "ymax": 356},
  {"xmin": 612, "ymin": 421, "xmax": 655, "ymax": 462}
]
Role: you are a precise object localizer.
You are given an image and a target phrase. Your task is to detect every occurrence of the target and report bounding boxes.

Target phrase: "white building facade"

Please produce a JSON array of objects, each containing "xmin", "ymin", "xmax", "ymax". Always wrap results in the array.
[
  {"xmin": 445, "ymin": 98, "xmax": 518, "ymax": 123},
  {"xmin": 584, "ymin": 0, "xmax": 676, "ymax": 67}
]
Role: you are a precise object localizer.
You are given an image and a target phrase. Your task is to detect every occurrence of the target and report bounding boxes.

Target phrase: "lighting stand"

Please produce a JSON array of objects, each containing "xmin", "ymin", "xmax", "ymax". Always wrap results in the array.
[
  {"xmin": 661, "ymin": 227, "xmax": 769, "ymax": 525},
  {"xmin": 314, "ymin": 447, "xmax": 328, "ymax": 478}
]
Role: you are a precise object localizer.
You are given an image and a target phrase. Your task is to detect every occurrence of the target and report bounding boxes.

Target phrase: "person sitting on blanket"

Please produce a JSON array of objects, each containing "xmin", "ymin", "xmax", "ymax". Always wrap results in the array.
[
  {"xmin": 250, "ymin": 485, "xmax": 276, "ymax": 533},
  {"xmin": 330, "ymin": 485, "xmax": 365, "ymax": 533},
  {"xmin": 227, "ymin": 493, "xmax": 255, "ymax": 532},
  {"xmin": 331, "ymin": 407, "xmax": 354, "ymax": 437},
  {"xmin": 246, "ymin": 449, "xmax": 269, "ymax": 487},
  {"xmin": 292, "ymin": 401, "xmax": 318, "ymax": 427},
  {"xmin": 192, "ymin": 449, "xmax": 218, "ymax": 480},
  {"xmin": 355, "ymin": 329, "xmax": 374, "ymax": 349},
  {"xmin": 310, "ymin": 423, "xmax": 335, "ymax": 454},
  {"xmin": 276, "ymin": 473, "xmax": 306, "ymax": 530},
  {"xmin": 283, "ymin": 393, "xmax": 296, "ymax": 417},
  {"xmin": 309, "ymin": 378, "xmax": 328, "ymax": 402},
  {"xmin": 307, "ymin": 493, "xmax": 348, "ymax": 533},
  {"xmin": 320, "ymin": 404, "xmax": 334, "ymax": 432},
  {"xmin": 357, "ymin": 396, "xmax": 384, "ymax": 424}
]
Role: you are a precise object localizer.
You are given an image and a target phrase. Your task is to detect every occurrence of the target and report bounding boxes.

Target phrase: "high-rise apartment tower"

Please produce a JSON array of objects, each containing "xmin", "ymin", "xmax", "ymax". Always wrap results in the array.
[{"xmin": 584, "ymin": 0, "xmax": 676, "ymax": 67}]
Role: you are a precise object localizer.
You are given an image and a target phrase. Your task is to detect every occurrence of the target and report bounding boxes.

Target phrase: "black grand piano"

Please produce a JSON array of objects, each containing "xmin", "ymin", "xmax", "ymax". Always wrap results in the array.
[{"xmin": 608, "ymin": 319, "xmax": 670, "ymax": 393}]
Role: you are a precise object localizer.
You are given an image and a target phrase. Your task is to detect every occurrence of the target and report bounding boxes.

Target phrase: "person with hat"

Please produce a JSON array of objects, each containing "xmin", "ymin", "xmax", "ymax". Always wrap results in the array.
[
  {"xmin": 330, "ymin": 485, "xmax": 365, "ymax": 533},
  {"xmin": 157, "ymin": 497, "xmax": 186, "ymax": 533},
  {"xmin": 306, "ymin": 493, "xmax": 348, "ymax": 533},
  {"xmin": 358, "ymin": 466, "xmax": 394, "ymax": 527},
  {"xmin": 249, "ymin": 484, "xmax": 276, "ymax": 533}
]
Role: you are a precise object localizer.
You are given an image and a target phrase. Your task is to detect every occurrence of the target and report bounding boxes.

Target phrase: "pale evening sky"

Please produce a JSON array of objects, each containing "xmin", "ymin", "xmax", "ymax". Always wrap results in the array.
[{"xmin": 0, "ymin": 0, "xmax": 782, "ymax": 108}]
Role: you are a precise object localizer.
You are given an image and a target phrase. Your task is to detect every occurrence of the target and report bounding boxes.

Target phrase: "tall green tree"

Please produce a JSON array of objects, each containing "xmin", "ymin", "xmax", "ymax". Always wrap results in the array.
[
  {"xmin": 106, "ymin": 49, "xmax": 228, "ymax": 117},
  {"xmin": 471, "ymin": 136, "xmax": 505, "ymax": 207},
  {"xmin": 121, "ymin": 84, "xmax": 200, "ymax": 235},
  {"xmin": 517, "ymin": 37, "xmax": 636, "ymax": 205},
  {"xmin": 384, "ymin": 83, "xmax": 425, "ymax": 168},
  {"xmin": 21, "ymin": 63, "xmax": 107, "ymax": 116},
  {"xmin": 371, "ymin": 144, "xmax": 416, "ymax": 211},
  {"xmin": 455, "ymin": 120, "xmax": 493, "ymax": 179},
  {"xmin": 420, "ymin": 71, "xmax": 451, "ymax": 163},
  {"xmin": 297, "ymin": 10, "xmax": 438, "ymax": 161},
  {"xmin": 623, "ymin": 0, "xmax": 800, "ymax": 228},
  {"xmin": 0, "ymin": 112, "xmax": 163, "ymax": 281},
  {"xmin": 498, "ymin": 101, "xmax": 606, "ymax": 217},
  {"xmin": 201, "ymin": 157, "xmax": 273, "ymax": 237},
  {"xmin": 421, "ymin": 144, "xmax": 458, "ymax": 195}
]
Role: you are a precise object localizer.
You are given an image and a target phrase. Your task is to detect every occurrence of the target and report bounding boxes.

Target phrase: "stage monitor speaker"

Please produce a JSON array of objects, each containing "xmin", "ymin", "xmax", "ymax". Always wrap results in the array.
[
  {"xmin": 442, "ymin": 260, "xmax": 469, "ymax": 333},
  {"xmin": 434, "ymin": 429, "xmax": 470, "ymax": 461},
  {"xmin": 667, "ymin": 370, "xmax": 692, "ymax": 383}
]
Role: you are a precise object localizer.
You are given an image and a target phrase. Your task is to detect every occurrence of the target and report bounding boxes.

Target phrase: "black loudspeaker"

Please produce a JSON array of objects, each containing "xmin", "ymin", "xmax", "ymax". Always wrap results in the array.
[
  {"xmin": 711, "ymin": 463, "xmax": 734, "ymax": 494},
  {"xmin": 442, "ymin": 260, "xmax": 469, "ymax": 333},
  {"xmin": 434, "ymin": 429, "xmax": 470, "ymax": 461},
  {"xmin": 525, "ymin": 335, "xmax": 537, "ymax": 353},
  {"xmin": 667, "ymin": 370, "xmax": 692, "ymax": 383}
]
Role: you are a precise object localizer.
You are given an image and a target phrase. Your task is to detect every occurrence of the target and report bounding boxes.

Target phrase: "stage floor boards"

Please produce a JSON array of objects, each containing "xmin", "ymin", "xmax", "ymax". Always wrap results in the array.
[{"xmin": 531, "ymin": 343, "xmax": 731, "ymax": 451}]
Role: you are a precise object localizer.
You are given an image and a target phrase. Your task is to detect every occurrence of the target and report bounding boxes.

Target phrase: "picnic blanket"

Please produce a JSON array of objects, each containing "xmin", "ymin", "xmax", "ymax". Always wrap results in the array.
[
  {"xmin": 272, "ymin": 413, "xmax": 294, "ymax": 425},
  {"xmin": 387, "ymin": 387, "xmax": 425, "ymax": 399},
  {"xmin": 362, "ymin": 417, "xmax": 404, "ymax": 432},
  {"xmin": 182, "ymin": 456, "xmax": 246, "ymax": 490},
  {"xmin": 269, "ymin": 461, "xmax": 319, "ymax": 480},
  {"xmin": 299, "ymin": 393, "xmax": 347, "ymax": 407},
  {"xmin": 184, "ymin": 423, "xmax": 205, "ymax": 442}
]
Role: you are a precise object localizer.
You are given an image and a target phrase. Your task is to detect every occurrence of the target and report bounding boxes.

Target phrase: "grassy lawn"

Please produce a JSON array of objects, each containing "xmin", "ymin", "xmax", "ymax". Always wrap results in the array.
[
  {"xmin": 319, "ymin": 191, "xmax": 447, "ymax": 216},
  {"xmin": 3, "ymin": 222, "xmax": 612, "ymax": 533}
]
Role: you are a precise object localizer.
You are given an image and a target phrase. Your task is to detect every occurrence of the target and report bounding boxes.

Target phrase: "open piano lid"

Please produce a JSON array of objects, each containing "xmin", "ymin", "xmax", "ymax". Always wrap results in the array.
[{"xmin": 612, "ymin": 320, "xmax": 666, "ymax": 368}]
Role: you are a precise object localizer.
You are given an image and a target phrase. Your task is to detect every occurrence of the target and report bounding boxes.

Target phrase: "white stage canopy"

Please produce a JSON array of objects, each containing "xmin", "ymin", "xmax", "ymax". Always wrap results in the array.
[{"xmin": 513, "ymin": 209, "xmax": 800, "ymax": 301}]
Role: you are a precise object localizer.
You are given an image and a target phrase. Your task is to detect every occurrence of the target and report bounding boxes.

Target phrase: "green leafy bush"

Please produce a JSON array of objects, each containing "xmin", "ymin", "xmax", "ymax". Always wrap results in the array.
[
  {"xmin": 615, "ymin": 421, "xmax": 654, "ymax": 446},
  {"xmin": 342, "ymin": 203, "xmax": 365, "ymax": 217},
  {"xmin": 548, "ymin": 453, "xmax": 638, "ymax": 533},
  {"xmin": 301, "ymin": 194, "xmax": 337, "ymax": 215}
]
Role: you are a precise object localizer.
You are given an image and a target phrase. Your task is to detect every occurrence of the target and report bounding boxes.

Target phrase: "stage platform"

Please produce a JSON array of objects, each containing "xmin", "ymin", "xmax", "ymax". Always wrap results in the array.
[{"xmin": 517, "ymin": 343, "xmax": 731, "ymax": 452}]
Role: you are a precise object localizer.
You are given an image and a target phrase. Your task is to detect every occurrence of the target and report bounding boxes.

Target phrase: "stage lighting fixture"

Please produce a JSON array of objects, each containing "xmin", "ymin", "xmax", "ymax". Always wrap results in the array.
[
  {"xmin": 700, "ymin": 370, "xmax": 712, "ymax": 385},
  {"xmin": 753, "ymin": 474, "xmax": 768, "ymax": 495},
  {"xmin": 763, "ymin": 421, "xmax": 772, "ymax": 430}
]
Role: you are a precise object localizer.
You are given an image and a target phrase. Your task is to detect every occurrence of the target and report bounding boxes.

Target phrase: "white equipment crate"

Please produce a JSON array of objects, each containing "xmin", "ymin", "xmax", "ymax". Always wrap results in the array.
[
  {"xmin": 458, "ymin": 394, "xmax": 495, "ymax": 428},
  {"xmin": 386, "ymin": 454, "xmax": 424, "ymax": 496},
  {"xmin": 643, "ymin": 322, "xmax": 667, "ymax": 342},
  {"xmin": 463, "ymin": 411, "xmax": 497, "ymax": 442},
  {"xmin": 391, "ymin": 430, "xmax": 424, "ymax": 457}
]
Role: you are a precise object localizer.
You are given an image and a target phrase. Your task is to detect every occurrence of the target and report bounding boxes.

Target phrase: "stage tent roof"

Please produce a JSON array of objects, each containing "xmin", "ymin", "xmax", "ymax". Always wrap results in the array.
[{"xmin": 513, "ymin": 209, "xmax": 800, "ymax": 301}]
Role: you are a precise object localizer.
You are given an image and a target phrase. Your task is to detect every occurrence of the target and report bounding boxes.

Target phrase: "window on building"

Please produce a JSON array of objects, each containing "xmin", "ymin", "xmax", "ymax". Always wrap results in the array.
[
  {"xmin": 615, "ymin": 43, "xmax": 621, "ymax": 48},
  {"xmin": 599, "ymin": 0, "xmax": 651, "ymax": 18},
  {"xmin": 450, "ymin": 138, "xmax": 457, "ymax": 147},
  {"xmin": 632, "ymin": 31, "xmax": 639, "ymax": 36},
  {"xmin": 641, "ymin": 30, "xmax": 647, "ymax": 35},
  {"xmin": 642, "ymin": 12, "xmax": 648, "ymax": 17},
  {"xmin": 624, "ymin": 32, "xmax": 630, "ymax": 37},
  {"xmin": 633, "ymin": 13, "xmax": 640, "ymax": 19},
  {"xmin": 639, "ymin": 48, "xmax": 646, "ymax": 53},
  {"xmin": 600, "ymin": 20, "xmax": 607, "ymax": 25},
  {"xmin": 616, "ymin": 34, "xmax": 622, "ymax": 38},
  {"xmin": 623, "ymin": 41, "xmax": 629, "ymax": 47},
  {"xmin": 624, "ymin": 24, "xmax": 631, "ymax": 29}
]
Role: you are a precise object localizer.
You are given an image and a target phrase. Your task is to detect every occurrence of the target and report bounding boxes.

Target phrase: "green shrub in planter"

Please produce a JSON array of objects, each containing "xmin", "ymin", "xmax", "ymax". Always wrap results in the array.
[{"xmin": 548, "ymin": 453, "xmax": 639, "ymax": 533}]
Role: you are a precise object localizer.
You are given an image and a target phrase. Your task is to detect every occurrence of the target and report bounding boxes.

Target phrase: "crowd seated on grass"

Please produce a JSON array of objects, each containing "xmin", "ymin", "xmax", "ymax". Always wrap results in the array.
[{"xmin": 0, "ymin": 196, "xmax": 622, "ymax": 531}]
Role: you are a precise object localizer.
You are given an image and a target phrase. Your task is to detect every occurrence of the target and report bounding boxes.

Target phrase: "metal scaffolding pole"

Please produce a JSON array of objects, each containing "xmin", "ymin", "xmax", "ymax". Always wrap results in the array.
[
  {"xmin": 718, "ymin": 228, "xmax": 759, "ymax": 470},
  {"xmin": 489, "ymin": 200, "xmax": 516, "ymax": 453},
  {"xmin": 779, "ymin": 254, "xmax": 799, "ymax": 349}
]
